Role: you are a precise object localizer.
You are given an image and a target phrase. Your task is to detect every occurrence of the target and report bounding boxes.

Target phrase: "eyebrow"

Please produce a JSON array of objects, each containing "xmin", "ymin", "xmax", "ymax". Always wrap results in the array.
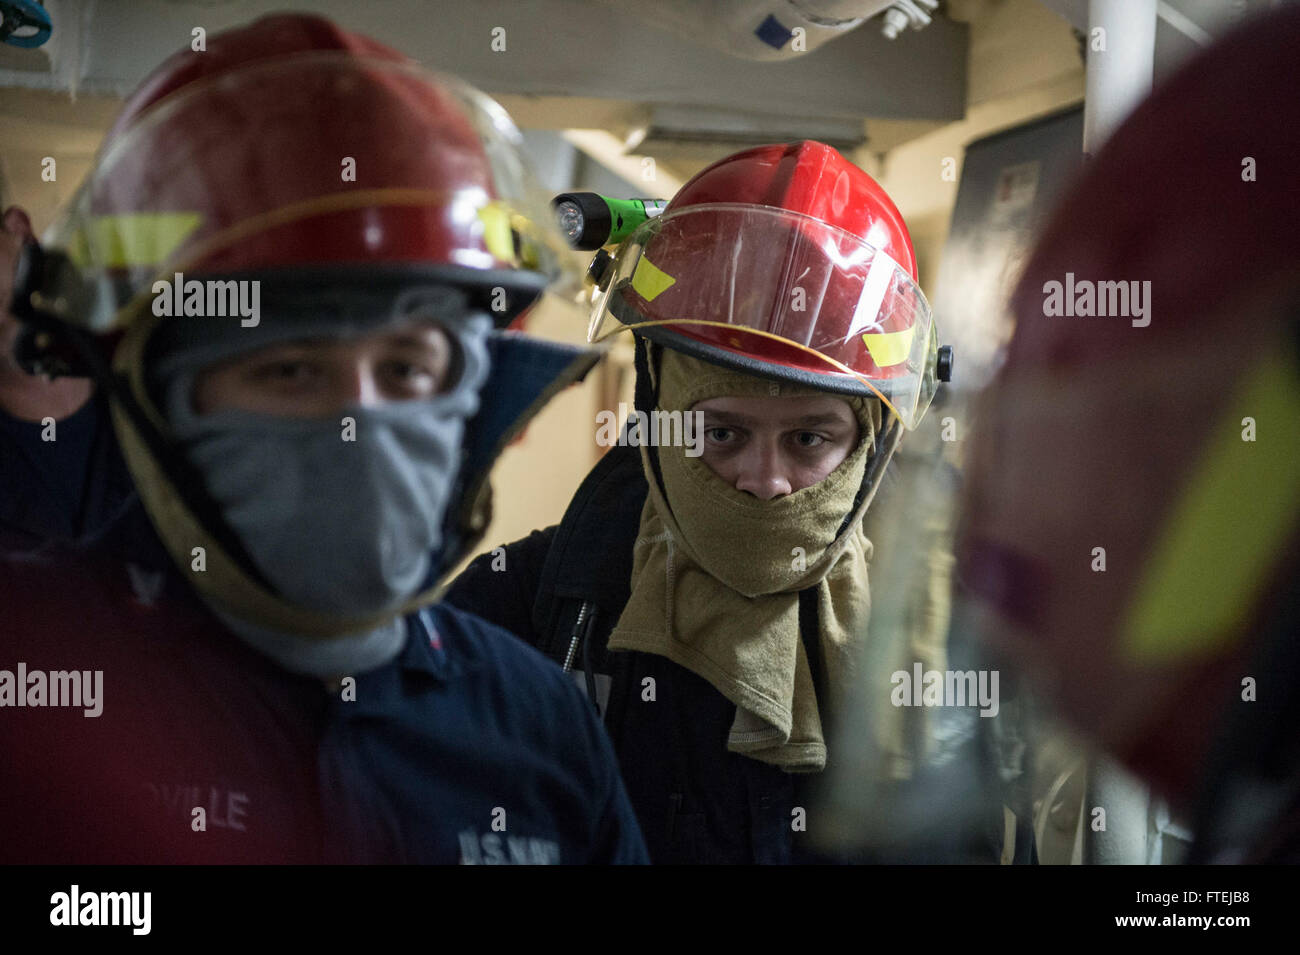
[
  {"xmin": 234, "ymin": 330, "xmax": 447, "ymax": 367},
  {"xmin": 700, "ymin": 410, "xmax": 852, "ymax": 429},
  {"xmin": 383, "ymin": 332, "xmax": 447, "ymax": 350},
  {"xmin": 242, "ymin": 332, "xmax": 442, "ymax": 354}
]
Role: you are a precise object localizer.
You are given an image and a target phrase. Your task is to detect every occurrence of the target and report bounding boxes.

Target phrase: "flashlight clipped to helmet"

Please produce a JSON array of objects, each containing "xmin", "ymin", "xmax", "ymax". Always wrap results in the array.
[
  {"xmin": 553, "ymin": 193, "xmax": 668, "ymax": 251},
  {"xmin": 553, "ymin": 192, "xmax": 669, "ymax": 296}
]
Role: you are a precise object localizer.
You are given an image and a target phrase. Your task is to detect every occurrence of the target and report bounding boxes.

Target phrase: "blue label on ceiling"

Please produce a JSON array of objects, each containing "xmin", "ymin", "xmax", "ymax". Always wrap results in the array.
[{"xmin": 755, "ymin": 14, "xmax": 795, "ymax": 50}]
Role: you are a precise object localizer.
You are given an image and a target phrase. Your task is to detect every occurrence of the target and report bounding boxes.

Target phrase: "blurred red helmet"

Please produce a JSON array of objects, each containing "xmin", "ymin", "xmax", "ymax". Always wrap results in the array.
[
  {"xmin": 959, "ymin": 4, "xmax": 1300, "ymax": 817},
  {"xmin": 44, "ymin": 13, "xmax": 569, "ymax": 336}
]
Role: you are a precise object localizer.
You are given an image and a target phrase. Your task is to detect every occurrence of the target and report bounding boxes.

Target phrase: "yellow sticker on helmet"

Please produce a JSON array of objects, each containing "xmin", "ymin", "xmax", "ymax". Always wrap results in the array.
[
  {"xmin": 1122, "ymin": 350, "xmax": 1300, "ymax": 663},
  {"xmin": 630, "ymin": 256, "xmax": 677, "ymax": 302},
  {"xmin": 477, "ymin": 201, "xmax": 517, "ymax": 265},
  {"xmin": 862, "ymin": 325, "xmax": 914, "ymax": 367},
  {"xmin": 67, "ymin": 212, "xmax": 203, "ymax": 269}
]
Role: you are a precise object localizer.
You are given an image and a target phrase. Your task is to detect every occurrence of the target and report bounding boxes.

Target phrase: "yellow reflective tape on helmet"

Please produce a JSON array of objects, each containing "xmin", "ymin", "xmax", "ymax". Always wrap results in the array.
[
  {"xmin": 861, "ymin": 324, "xmax": 915, "ymax": 367},
  {"xmin": 66, "ymin": 213, "xmax": 203, "ymax": 268},
  {"xmin": 477, "ymin": 201, "xmax": 517, "ymax": 265},
  {"xmin": 1121, "ymin": 350, "xmax": 1300, "ymax": 663},
  {"xmin": 630, "ymin": 256, "xmax": 676, "ymax": 302}
]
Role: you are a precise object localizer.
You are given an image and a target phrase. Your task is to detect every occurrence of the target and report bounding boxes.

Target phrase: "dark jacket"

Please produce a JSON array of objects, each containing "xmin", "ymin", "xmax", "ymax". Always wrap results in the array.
[
  {"xmin": 0, "ymin": 499, "xmax": 648, "ymax": 864},
  {"xmin": 446, "ymin": 441, "xmax": 1016, "ymax": 864},
  {"xmin": 0, "ymin": 332, "xmax": 649, "ymax": 865},
  {"xmin": 0, "ymin": 395, "xmax": 136, "ymax": 555}
]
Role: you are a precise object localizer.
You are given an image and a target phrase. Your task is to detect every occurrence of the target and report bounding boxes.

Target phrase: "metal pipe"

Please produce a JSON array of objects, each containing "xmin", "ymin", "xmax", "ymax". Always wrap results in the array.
[
  {"xmin": 1081, "ymin": 2, "xmax": 1159, "ymax": 860},
  {"xmin": 1083, "ymin": 0, "xmax": 1158, "ymax": 156},
  {"xmin": 1083, "ymin": 757, "xmax": 1151, "ymax": 864}
]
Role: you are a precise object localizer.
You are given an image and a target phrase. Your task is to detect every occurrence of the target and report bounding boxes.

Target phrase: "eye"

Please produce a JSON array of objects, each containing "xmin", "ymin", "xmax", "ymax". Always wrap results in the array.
[
  {"xmin": 381, "ymin": 359, "xmax": 440, "ymax": 394},
  {"xmin": 386, "ymin": 360, "xmax": 431, "ymax": 380},
  {"xmin": 250, "ymin": 360, "xmax": 317, "ymax": 384},
  {"xmin": 793, "ymin": 431, "xmax": 826, "ymax": 448},
  {"xmin": 705, "ymin": 426, "xmax": 737, "ymax": 443}
]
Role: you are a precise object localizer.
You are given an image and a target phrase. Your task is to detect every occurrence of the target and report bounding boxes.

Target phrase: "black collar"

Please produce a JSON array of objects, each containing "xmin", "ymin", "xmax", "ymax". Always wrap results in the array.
[{"xmin": 533, "ymin": 442, "xmax": 647, "ymax": 631}]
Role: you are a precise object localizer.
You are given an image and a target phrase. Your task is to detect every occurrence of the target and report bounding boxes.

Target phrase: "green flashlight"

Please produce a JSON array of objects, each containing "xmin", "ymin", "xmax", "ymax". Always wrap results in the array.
[{"xmin": 552, "ymin": 193, "xmax": 668, "ymax": 250}]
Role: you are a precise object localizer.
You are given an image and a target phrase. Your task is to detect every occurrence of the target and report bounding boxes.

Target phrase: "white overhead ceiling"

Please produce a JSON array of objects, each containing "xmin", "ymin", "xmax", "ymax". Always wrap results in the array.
[
  {"xmin": 0, "ymin": 0, "xmax": 967, "ymax": 219},
  {"xmin": 1, "ymin": 0, "xmax": 1286, "ymax": 226},
  {"xmin": 3, "ymin": 0, "xmax": 969, "ymax": 121}
]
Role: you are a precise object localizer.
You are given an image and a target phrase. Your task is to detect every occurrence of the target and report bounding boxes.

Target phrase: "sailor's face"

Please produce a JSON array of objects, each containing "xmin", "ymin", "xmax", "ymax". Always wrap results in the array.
[
  {"xmin": 192, "ymin": 321, "xmax": 456, "ymax": 417},
  {"xmin": 692, "ymin": 395, "xmax": 860, "ymax": 499}
]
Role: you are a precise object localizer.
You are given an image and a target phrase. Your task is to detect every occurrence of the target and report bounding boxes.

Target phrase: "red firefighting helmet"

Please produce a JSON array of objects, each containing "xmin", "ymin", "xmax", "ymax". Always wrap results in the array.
[
  {"xmin": 41, "ymin": 12, "xmax": 572, "ymax": 341},
  {"xmin": 589, "ymin": 141, "xmax": 942, "ymax": 428}
]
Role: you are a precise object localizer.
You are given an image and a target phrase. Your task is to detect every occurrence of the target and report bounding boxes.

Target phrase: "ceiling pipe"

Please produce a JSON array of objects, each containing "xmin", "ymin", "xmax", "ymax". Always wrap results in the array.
[
  {"xmin": 1083, "ymin": 0, "xmax": 1157, "ymax": 157},
  {"xmin": 1081, "ymin": 0, "xmax": 1159, "ymax": 865}
]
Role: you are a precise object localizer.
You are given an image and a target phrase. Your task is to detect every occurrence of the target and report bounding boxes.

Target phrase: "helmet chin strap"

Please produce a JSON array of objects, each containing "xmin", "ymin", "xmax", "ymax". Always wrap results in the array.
[
  {"xmin": 632, "ymin": 337, "xmax": 669, "ymax": 499},
  {"xmin": 842, "ymin": 414, "xmax": 901, "ymax": 536}
]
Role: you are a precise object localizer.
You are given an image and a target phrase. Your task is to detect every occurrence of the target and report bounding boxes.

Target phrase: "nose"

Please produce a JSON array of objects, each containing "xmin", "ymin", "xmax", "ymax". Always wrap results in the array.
[
  {"xmin": 732, "ymin": 440, "xmax": 793, "ymax": 500},
  {"xmin": 339, "ymin": 361, "xmax": 384, "ymax": 409}
]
